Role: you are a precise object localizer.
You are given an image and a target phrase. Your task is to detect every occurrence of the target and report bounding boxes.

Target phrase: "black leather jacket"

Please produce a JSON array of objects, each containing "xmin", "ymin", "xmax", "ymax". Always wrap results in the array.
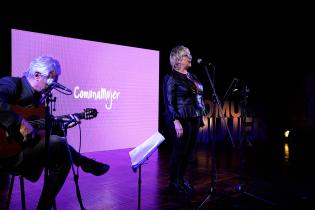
[{"xmin": 163, "ymin": 70, "xmax": 207, "ymax": 122}]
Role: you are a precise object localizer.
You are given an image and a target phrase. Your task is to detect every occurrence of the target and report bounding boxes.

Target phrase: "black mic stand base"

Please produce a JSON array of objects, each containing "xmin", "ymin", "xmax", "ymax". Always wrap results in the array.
[
  {"xmin": 229, "ymin": 88, "xmax": 276, "ymax": 209},
  {"xmin": 230, "ymin": 182, "xmax": 277, "ymax": 208},
  {"xmin": 195, "ymin": 184, "xmax": 216, "ymax": 210}
]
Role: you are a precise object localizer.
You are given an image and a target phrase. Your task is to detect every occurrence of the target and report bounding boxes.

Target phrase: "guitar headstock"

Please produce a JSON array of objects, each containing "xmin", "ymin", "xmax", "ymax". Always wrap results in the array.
[{"xmin": 83, "ymin": 108, "xmax": 98, "ymax": 120}]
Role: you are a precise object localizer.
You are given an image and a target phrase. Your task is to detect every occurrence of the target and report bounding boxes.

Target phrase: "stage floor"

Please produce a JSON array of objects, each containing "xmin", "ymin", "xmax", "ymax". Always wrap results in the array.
[{"xmin": 1, "ymin": 139, "xmax": 314, "ymax": 210}]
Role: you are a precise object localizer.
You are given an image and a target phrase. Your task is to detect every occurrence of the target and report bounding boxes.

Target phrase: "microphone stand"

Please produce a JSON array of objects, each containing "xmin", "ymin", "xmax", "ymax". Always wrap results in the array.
[
  {"xmin": 204, "ymin": 64, "xmax": 235, "ymax": 147},
  {"xmin": 44, "ymin": 92, "xmax": 57, "ymax": 210},
  {"xmin": 41, "ymin": 86, "xmax": 84, "ymax": 209},
  {"xmin": 195, "ymin": 64, "xmax": 235, "ymax": 210},
  {"xmin": 44, "ymin": 83, "xmax": 85, "ymax": 210}
]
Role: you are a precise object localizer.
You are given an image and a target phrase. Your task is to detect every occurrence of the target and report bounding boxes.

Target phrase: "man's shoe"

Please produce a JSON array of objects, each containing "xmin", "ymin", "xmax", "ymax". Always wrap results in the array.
[
  {"xmin": 168, "ymin": 180, "xmax": 186, "ymax": 194},
  {"xmin": 182, "ymin": 179, "xmax": 194, "ymax": 194},
  {"xmin": 80, "ymin": 156, "xmax": 110, "ymax": 176}
]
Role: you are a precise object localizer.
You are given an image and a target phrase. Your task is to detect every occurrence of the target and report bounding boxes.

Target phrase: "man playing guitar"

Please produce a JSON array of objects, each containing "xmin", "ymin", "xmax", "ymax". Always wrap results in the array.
[{"xmin": 0, "ymin": 56, "xmax": 109, "ymax": 210}]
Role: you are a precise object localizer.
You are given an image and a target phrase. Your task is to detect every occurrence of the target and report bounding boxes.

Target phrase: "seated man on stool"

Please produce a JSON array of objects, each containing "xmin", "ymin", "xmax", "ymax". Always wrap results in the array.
[{"xmin": 0, "ymin": 56, "xmax": 110, "ymax": 210}]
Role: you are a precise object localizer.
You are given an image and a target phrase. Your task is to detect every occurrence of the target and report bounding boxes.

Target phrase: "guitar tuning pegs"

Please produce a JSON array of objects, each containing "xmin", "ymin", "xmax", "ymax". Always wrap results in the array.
[{"xmin": 83, "ymin": 108, "xmax": 98, "ymax": 120}]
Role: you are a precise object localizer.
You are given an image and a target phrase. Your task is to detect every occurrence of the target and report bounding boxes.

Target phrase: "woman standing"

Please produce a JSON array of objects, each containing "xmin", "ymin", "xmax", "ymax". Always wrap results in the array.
[{"xmin": 163, "ymin": 45, "xmax": 207, "ymax": 194}]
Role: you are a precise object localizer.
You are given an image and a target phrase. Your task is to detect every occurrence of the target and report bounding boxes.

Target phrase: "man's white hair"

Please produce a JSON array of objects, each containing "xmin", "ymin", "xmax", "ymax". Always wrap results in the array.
[{"xmin": 24, "ymin": 56, "xmax": 61, "ymax": 77}]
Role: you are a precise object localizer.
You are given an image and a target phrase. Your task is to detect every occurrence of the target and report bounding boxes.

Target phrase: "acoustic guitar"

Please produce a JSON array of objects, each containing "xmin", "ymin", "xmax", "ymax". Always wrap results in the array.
[{"xmin": 0, "ymin": 106, "xmax": 97, "ymax": 159}]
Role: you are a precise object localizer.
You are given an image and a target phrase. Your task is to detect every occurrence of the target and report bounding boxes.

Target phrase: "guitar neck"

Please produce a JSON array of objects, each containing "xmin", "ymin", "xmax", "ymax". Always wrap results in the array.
[{"xmin": 11, "ymin": 105, "xmax": 97, "ymax": 127}]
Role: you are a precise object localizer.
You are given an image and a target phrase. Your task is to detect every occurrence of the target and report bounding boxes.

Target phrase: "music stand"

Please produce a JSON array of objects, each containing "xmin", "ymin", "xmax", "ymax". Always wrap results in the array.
[{"xmin": 129, "ymin": 132, "xmax": 165, "ymax": 210}]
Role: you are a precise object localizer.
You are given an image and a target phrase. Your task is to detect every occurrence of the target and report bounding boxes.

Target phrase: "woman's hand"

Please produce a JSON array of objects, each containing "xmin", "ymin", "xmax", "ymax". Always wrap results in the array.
[{"xmin": 174, "ymin": 119, "xmax": 183, "ymax": 138}]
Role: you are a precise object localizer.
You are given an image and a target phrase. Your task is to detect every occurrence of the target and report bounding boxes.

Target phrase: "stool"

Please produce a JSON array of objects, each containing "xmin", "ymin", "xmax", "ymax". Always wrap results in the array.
[
  {"xmin": 5, "ymin": 174, "xmax": 26, "ymax": 210},
  {"xmin": 3, "ymin": 172, "xmax": 57, "ymax": 210}
]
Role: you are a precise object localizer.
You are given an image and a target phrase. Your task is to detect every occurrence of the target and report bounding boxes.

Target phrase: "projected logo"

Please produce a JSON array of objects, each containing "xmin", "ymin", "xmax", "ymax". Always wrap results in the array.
[
  {"xmin": 12, "ymin": 29, "xmax": 159, "ymax": 152},
  {"xmin": 73, "ymin": 86, "xmax": 120, "ymax": 110}
]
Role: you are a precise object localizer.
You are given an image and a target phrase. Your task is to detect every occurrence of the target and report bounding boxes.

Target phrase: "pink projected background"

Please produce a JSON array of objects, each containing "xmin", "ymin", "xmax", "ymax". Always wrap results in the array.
[{"xmin": 12, "ymin": 29, "xmax": 160, "ymax": 153}]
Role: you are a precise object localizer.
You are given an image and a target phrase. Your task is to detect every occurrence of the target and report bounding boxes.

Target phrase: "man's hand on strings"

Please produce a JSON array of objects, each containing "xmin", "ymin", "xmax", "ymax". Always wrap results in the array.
[
  {"xmin": 20, "ymin": 118, "xmax": 40, "ymax": 146},
  {"xmin": 67, "ymin": 114, "xmax": 80, "ymax": 128},
  {"xmin": 20, "ymin": 118, "xmax": 34, "ymax": 138}
]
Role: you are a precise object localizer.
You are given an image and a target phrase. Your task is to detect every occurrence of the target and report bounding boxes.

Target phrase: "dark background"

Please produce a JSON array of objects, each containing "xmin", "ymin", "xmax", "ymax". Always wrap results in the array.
[
  {"xmin": 1, "ymin": 4, "xmax": 314, "ymax": 145},
  {"xmin": 1, "ymin": 6, "xmax": 315, "ymax": 209}
]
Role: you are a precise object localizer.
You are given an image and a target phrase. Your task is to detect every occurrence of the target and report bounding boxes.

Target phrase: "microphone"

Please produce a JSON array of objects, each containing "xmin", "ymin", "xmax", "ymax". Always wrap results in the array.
[
  {"xmin": 47, "ymin": 78, "xmax": 72, "ymax": 93},
  {"xmin": 233, "ymin": 77, "xmax": 240, "ymax": 83},
  {"xmin": 232, "ymin": 78, "xmax": 240, "ymax": 92},
  {"xmin": 197, "ymin": 58, "xmax": 212, "ymax": 66}
]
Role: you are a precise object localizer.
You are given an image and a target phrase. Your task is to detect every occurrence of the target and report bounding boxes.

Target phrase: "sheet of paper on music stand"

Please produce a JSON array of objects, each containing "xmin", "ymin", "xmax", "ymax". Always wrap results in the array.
[{"xmin": 129, "ymin": 131, "xmax": 165, "ymax": 170}]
